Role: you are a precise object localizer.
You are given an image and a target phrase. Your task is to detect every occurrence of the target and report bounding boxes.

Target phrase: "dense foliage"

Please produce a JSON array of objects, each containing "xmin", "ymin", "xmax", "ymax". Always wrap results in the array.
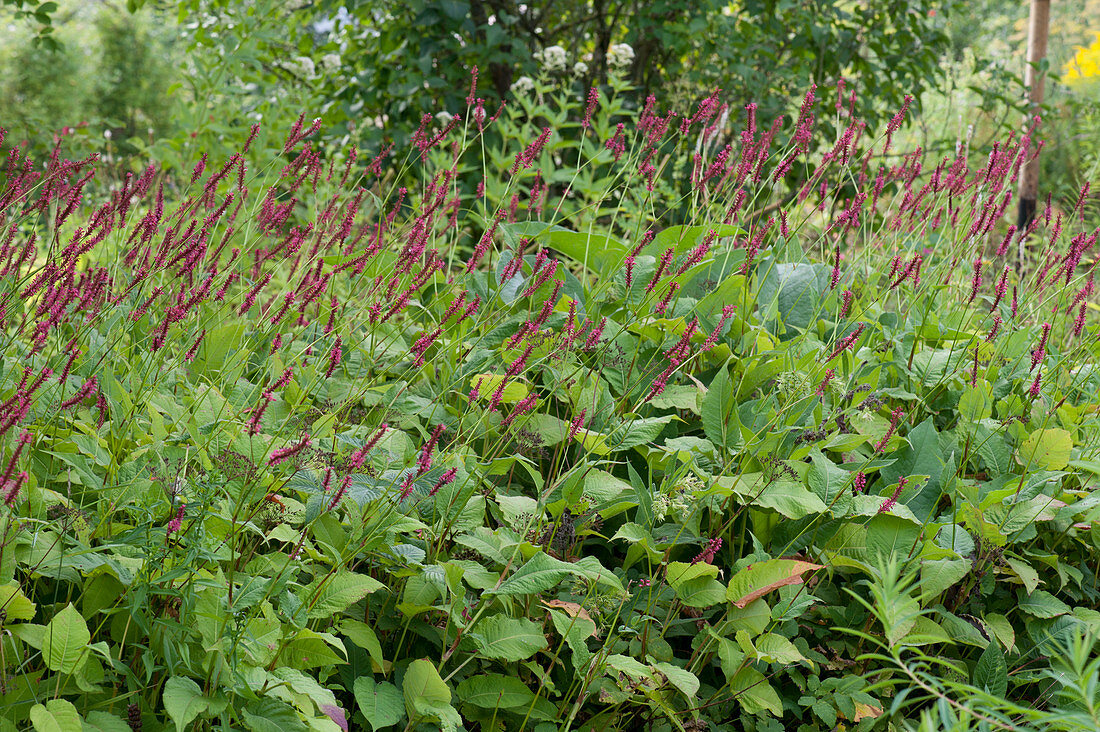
[{"xmin": 2, "ymin": 66, "xmax": 1100, "ymax": 732}]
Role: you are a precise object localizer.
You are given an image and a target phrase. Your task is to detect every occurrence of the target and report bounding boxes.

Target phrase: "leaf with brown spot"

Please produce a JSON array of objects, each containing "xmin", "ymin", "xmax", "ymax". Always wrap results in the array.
[{"xmin": 726, "ymin": 559, "xmax": 823, "ymax": 608}]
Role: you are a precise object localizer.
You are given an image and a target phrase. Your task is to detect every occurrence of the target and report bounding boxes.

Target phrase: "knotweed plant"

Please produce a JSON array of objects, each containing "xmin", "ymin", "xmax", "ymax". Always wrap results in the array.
[{"xmin": 0, "ymin": 65, "xmax": 1099, "ymax": 731}]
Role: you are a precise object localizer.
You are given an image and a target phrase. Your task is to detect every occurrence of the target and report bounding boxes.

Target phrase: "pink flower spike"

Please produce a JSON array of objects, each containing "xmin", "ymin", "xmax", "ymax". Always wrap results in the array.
[
  {"xmin": 1029, "ymin": 369, "xmax": 1042, "ymax": 399},
  {"xmin": 269, "ymin": 433, "xmax": 312, "ymax": 466}
]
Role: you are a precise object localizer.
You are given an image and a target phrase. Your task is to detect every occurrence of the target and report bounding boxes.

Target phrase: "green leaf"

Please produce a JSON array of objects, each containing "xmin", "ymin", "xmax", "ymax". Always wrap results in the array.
[
  {"xmin": 958, "ymin": 382, "xmax": 993, "ymax": 422},
  {"xmin": 489, "ymin": 552, "xmax": 571, "ymax": 595},
  {"xmin": 666, "ymin": 561, "xmax": 719, "ymax": 589},
  {"xmin": 984, "ymin": 613, "xmax": 1015, "ymax": 652},
  {"xmin": 525, "ymin": 413, "xmax": 570, "ymax": 445},
  {"xmin": 41, "ymin": 603, "xmax": 90, "ymax": 674},
  {"xmin": 866, "ymin": 514, "xmax": 921, "ymax": 559},
  {"xmin": 726, "ymin": 559, "xmax": 823, "ymax": 608},
  {"xmin": 456, "ymin": 674, "xmax": 537, "ymax": 709},
  {"xmin": 920, "ymin": 558, "xmax": 971, "ymax": 599},
  {"xmin": 806, "ymin": 450, "xmax": 848, "ymax": 505},
  {"xmin": 730, "ymin": 665, "xmax": 783, "ymax": 716},
  {"xmin": 878, "ymin": 417, "xmax": 952, "ymax": 522},
  {"xmin": 403, "ymin": 659, "xmax": 460, "ymax": 731},
  {"xmin": 353, "ymin": 677, "xmax": 403, "ymax": 731},
  {"xmin": 676, "ymin": 577, "xmax": 727, "ymax": 607},
  {"xmin": 1018, "ymin": 589, "xmax": 1071, "ymax": 619},
  {"xmin": 0, "ymin": 583, "xmax": 35, "ymax": 621},
  {"xmin": 29, "ymin": 699, "xmax": 83, "ymax": 732},
  {"xmin": 301, "ymin": 571, "xmax": 384, "ymax": 619},
  {"xmin": 747, "ymin": 631, "xmax": 807, "ymax": 665},
  {"xmin": 702, "ymin": 363, "xmax": 739, "ymax": 450},
  {"xmin": 339, "ymin": 619, "xmax": 384, "ymax": 670},
  {"xmin": 240, "ymin": 699, "xmax": 308, "ymax": 732},
  {"xmin": 470, "ymin": 373, "xmax": 529, "ymax": 404},
  {"xmin": 757, "ymin": 261, "xmax": 830, "ymax": 337},
  {"xmin": 651, "ymin": 662, "xmax": 700, "ymax": 699},
  {"xmin": 973, "ymin": 641, "xmax": 1008, "ymax": 697},
  {"xmin": 471, "ymin": 615, "xmax": 548, "ymax": 661},
  {"xmin": 1018, "ymin": 428, "xmax": 1074, "ymax": 471},
  {"xmin": 603, "ymin": 654, "xmax": 655, "ymax": 682},
  {"xmin": 163, "ymin": 676, "xmax": 209, "ymax": 732},
  {"xmin": 1005, "ymin": 557, "xmax": 1040, "ymax": 594},
  {"xmin": 83, "ymin": 712, "xmax": 132, "ymax": 732},
  {"xmin": 751, "ymin": 481, "xmax": 827, "ymax": 519},
  {"xmin": 605, "ymin": 415, "xmax": 675, "ymax": 452}
]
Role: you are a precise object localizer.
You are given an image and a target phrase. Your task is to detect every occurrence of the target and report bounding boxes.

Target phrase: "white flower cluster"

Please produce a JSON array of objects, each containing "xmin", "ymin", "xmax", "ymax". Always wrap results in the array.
[
  {"xmin": 435, "ymin": 111, "xmax": 454, "ymax": 126},
  {"xmin": 607, "ymin": 43, "xmax": 635, "ymax": 68},
  {"xmin": 320, "ymin": 54, "xmax": 342, "ymax": 74},
  {"xmin": 572, "ymin": 61, "xmax": 589, "ymax": 77},
  {"xmin": 286, "ymin": 56, "xmax": 317, "ymax": 79},
  {"xmin": 511, "ymin": 75, "xmax": 535, "ymax": 94},
  {"xmin": 533, "ymin": 45, "xmax": 569, "ymax": 73}
]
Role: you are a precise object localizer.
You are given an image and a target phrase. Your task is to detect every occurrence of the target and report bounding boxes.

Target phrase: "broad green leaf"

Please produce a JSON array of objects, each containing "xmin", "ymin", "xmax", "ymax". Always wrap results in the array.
[
  {"xmin": 0, "ymin": 583, "xmax": 35, "ymax": 621},
  {"xmin": 471, "ymin": 614, "xmax": 548, "ymax": 661},
  {"xmin": 666, "ymin": 561, "xmax": 719, "ymax": 589},
  {"xmin": 29, "ymin": 700, "xmax": 83, "ymax": 732},
  {"xmin": 730, "ymin": 665, "xmax": 783, "ymax": 716},
  {"xmin": 920, "ymin": 558, "xmax": 971, "ymax": 599},
  {"xmin": 469, "ymin": 373, "xmax": 529, "ymax": 404},
  {"xmin": 676, "ymin": 577, "xmax": 727, "ymax": 607},
  {"xmin": 806, "ymin": 450, "xmax": 848, "ymax": 505},
  {"xmin": 973, "ymin": 641, "xmax": 1008, "ymax": 697},
  {"xmin": 959, "ymin": 382, "xmax": 993, "ymax": 422},
  {"xmin": 652, "ymin": 662, "xmax": 700, "ymax": 699},
  {"xmin": 648, "ymin": 384, "xmax": 701, "ymax": 412},
  {"xmin": 1018, "ymin": 428, "xmax": 1074, "ymax": 470},
  {"xmin": 751, "ymin": 480, "xmax": 827, "ymax": 519},
  {"xmin": 456, "ymin": 674, "xmax": 537, "ymax": 709},
  {"xmin": 42, "ymin": 603, "xmax": 90, "ymax": 674},
  {"xmin": 701, "ymin": 363, "xmax": 739, "ymax": 449},
  {"xmin": 1019, "ymin": 589, "xmax": 1071, "ymax": 618},
  {"xmin": 403, "ymin": 659, "xmax": 461, "ymax": 731},
  {"xmin": 281, "ymin": 629, "xmax": 347, "ymax": 668},
  {"xmin": 547, "ymin": 608, "xmax": 595, "ymax": 674},
  {"xmin": 163, "ymin": 676, "xmax": 209, "ymax": 732},
  {"xmin": 984, "ymin": 613, "xmax": 1015, "ymax": 652},
  {"xmin": 757, "ymin": 261, "xmax": 830, "ymax": 337},
  {"xmin": 726, "ymin": 559, "xmax": 823, "ymax": 608},
  {"xmin": 603, "ymin": 654, "xmax": 654, "ymax": 683},
  {"xmin": 83, "ymin": 711, "xmax": 132, "ymax": 732},
  {"xmin": 1005, "ymin": 557, "xmax": 1040, "ymax": 594},
  {"xmin": 240, "ymin": 699, "xmax": 308, "ymax": 732},
  {"xmin": 740, "ymin": 631, "xmax": 807, "ymax": 665},
  {"xmin": 604, "ymin": 415, "xmax": 675, "ymax": 452},
  {"xmin": 878, "ymin": 417, "xmax": 952, "ymax": 522},
  {"xmin": 584, "ymin": 470, "xmax": 631, "ymax": 503},
  {"xmin": 525, "ymin": 413, "xmax": 570, "ymax": 445},
  {"xmin": 489, "ymin": 552, "xmax": 571, "ymax": 595},
  {"xmin": 339, "ymin": 619, "xmax": 384, "ymax": 670},
  {"xmin": 353, "ymin": 677, "xmax": 403, "ymax": 731},
  {"xmin": 301, "ymin": 572, "xmax": 384, "ymax": 619},
  {"xmin": 866, "ymin": 514, "xmax": 922, "ymax": 559}
]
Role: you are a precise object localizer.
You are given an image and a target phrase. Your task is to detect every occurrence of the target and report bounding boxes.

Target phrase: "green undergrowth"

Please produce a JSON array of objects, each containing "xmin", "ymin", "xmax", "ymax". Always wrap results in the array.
[{"xmin": 2, "ymin": 78, "xmax": 1100, "ymax": 732}]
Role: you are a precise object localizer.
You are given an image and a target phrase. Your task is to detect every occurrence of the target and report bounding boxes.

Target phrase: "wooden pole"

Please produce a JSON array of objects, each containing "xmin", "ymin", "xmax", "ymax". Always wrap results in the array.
[{"xmin": 1016, "ymin": 0, "xmax": 1051, "ymax": 242}]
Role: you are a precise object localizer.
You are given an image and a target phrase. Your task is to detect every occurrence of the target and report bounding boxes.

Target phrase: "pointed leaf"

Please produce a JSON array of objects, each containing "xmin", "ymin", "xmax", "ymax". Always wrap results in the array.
[
  {"xmin": 42, "ymin": 603, "xmax": 90, "ymax": 674},
  {"xmin": 726, "ymin": 559, "xmax": 823, "ymax": 608},
  {"xmin": 973, "ymin": 641, "xmax": 1008, "ymax": 697},
  {"xmin": 29, "ymin": 700, "xmax": 83, "ymax": 732},
  {"xmin": 353, "ymin": 677, "xmax": 403, "ymax": 731},
  {"xmin": 163, "ymin": 676, "xmax": 209, "ymax": 732},
  {"xmin": 301, "ymin": 571, "xmax": 384, "ymax": 619},
  {"xmin": 471, "ymin": 614, "xmax": 548, "ymax": 661}
]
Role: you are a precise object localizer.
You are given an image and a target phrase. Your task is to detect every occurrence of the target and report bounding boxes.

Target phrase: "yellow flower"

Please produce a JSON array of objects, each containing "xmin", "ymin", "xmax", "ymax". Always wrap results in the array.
[{"xmin": 1063, "ymin": 31, "xmax": 1100, "ymax": 83}]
